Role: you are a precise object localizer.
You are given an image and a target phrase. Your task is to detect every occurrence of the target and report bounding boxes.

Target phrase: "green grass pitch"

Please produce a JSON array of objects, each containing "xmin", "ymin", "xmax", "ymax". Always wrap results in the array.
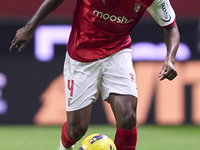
[{"xmin": 0, "ymin": 125, "xmax": 199, "ymax": 150}]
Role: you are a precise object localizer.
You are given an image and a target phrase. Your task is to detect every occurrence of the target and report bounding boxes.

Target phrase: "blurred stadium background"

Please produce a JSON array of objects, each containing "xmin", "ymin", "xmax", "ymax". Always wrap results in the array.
[{"xmin": 0, "ymin": 0, "xmax": 200, "ymax": 149}]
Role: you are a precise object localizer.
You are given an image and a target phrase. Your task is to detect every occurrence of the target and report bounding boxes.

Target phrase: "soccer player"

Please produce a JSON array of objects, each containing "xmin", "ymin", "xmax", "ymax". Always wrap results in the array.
[{"xmin": 9, "ymin": 0, "xmax": 180, "ymax": 149}]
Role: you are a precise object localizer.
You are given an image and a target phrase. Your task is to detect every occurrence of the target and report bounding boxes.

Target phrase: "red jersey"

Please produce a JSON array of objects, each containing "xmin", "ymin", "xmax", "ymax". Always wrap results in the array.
[{"xmin": 67, "ymin": 0, "xmax": 176, "ymax": 62}]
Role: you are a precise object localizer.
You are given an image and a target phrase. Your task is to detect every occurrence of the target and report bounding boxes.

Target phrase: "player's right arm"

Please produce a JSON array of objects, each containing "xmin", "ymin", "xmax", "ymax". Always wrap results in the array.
[{"xmin": 9, "ymin": 0, "xmax": 65, "ymax": 52}]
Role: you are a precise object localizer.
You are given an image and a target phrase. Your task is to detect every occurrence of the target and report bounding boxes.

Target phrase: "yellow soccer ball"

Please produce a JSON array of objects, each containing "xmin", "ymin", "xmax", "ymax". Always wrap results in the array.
[{"xmin": 79, "ymin": 133, "xmax": 117, "ymax": 150}]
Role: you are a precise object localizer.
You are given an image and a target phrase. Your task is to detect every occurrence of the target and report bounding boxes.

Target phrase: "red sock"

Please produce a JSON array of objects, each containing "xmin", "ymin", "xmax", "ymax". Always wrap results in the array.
[
  {"xmin": 61, "ymin": 121, "xmax": 78, "ymax": 148},
  {"xmin": 114, "ymin": 125, "xmax": 137, "ymax": 150}
]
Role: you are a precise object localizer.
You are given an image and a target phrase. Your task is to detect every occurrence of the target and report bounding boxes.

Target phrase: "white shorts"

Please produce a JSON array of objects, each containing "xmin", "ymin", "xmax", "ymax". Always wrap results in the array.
[{"xmin": 63, "ymin": 49, "xmax": 138, "ymax": 111}]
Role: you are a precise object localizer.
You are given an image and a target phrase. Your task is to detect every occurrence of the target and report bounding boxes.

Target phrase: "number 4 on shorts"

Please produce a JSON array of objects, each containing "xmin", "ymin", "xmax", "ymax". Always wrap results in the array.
[{"xmin": 68, "ymin": 80, "xmax": 74, "ymax": 97}]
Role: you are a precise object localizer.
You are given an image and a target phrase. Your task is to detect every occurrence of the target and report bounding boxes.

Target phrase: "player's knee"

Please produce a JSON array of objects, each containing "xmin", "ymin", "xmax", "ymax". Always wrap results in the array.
[
  {"xmin": 118, "ymin": 110, "xmax": 136, "ymax": 130},
  {"xmin": 68, "ymin": 124, "xmax": 88, "ymax": 140}
]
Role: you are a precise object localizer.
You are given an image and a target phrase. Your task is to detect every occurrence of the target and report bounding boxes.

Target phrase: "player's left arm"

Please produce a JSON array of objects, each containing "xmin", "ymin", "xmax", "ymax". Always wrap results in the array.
[
  {"xmin": 160, "ymin": 23, "xmax": 180, "ymax": 81},
  {"xmin": 147, "ymin": 0, "xmax": 180, "ymax": 81}
]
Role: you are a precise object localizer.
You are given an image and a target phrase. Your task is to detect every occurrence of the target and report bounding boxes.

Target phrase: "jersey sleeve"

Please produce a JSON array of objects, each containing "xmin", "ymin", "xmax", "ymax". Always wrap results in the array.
[{"xmin": 147, "ymin": 0, "xmax": 176, "ymax": 28}]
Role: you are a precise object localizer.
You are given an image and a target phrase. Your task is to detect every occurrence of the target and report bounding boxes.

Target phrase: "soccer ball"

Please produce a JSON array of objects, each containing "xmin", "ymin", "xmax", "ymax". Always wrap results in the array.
[{"xmin": 79, "ymin": 133, "xmax": 117, "ymax": 150}]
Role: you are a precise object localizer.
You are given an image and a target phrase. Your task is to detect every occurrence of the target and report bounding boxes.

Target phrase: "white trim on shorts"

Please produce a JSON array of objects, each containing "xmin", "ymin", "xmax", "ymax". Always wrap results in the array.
[{"xmin": 63, "ymin": 48, "xmax": 138, "ymax": 111}]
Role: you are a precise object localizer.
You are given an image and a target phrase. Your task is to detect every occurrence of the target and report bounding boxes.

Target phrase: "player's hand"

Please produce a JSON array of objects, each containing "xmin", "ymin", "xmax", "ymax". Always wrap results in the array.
[
  {"xmin": 9, "ymin": 26, "xmax": 33, "ymax": 52},
  {"xmin": 159, "ymin": 60, "xmax": 177, "ymax": 81}
]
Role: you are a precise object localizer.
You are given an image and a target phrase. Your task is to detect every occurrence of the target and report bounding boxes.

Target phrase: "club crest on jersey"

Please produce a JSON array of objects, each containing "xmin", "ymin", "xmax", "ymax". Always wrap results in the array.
[{"xmin": 134, "ymin": 3, "xmax": 142, "ymax": 12}]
